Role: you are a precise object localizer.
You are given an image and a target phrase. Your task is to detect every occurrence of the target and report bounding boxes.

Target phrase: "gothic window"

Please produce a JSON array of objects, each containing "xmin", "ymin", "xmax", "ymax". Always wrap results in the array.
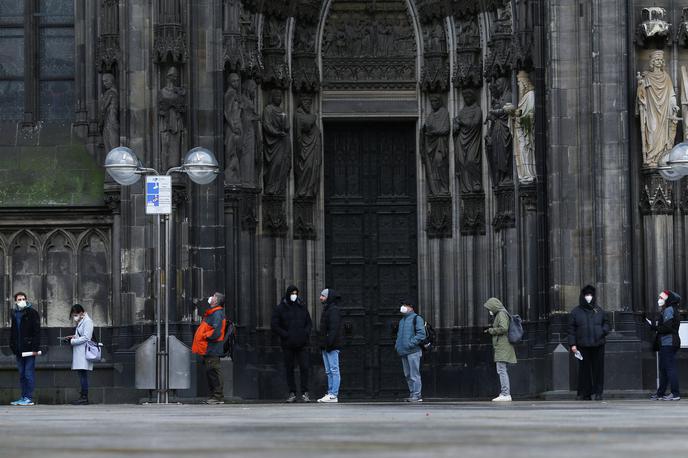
[{"xmin": 0, "ymin": 0, "xmax": 75, "ymax": 121}]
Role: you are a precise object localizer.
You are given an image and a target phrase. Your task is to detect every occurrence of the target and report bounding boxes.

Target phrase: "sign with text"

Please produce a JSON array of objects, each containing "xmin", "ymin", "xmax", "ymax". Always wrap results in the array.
[{"xmin": 145, "ymin": 176, "xmax": 172, "ymax": 215}]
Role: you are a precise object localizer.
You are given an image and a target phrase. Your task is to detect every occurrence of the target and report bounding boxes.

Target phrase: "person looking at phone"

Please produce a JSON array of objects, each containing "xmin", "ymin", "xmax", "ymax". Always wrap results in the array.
[
  {"xmin": 9, "ymin": 292, "xmax": 41, "ymax": 406},
  {"xmin": 65, "ymin": 304, "xmax": 95, "ymax": 405}
]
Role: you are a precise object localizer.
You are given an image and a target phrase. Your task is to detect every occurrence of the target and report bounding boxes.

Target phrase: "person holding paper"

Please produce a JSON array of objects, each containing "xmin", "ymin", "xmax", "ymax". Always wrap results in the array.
[
  {"xmin": 649, "ymin": 291, "xmax": 681, "ymax": 401},
  {"xmin": 9, "ymin": 292, "xmax": 41, "ymax": 406},
  {"xmin": 65, "ymin": 304, "xmax": 95, "ymax": 405}
]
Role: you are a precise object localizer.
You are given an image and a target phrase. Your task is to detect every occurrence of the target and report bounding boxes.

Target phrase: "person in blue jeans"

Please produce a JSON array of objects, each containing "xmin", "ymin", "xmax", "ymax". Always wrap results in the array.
[
  {"xmin": 9, "ymin": 292, "xmax": 41, "ymax": 406},
  {"xmin": 395, "ymin": 300, "xmax": 426, "ymax": 402},
  {"xmin": 649, "ymin": 290, "xmax": 681, "ymax": 401},
  {"xmin": 317, "ymin": 289, "xmax": 342, "ymax": 403}
]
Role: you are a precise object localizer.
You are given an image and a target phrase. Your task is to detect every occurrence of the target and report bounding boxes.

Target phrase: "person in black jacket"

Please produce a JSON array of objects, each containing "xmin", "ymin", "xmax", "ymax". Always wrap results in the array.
[
  {"xmin": 568, "ymin": 285, "xmax": 610, "ymax": 401},
  {"xmin": 316, "ymin": 288, "xmax": 342, "ymax": 403},
  {"xmin": 648, "ymin": 290, "xmax": 681, "ymax": 401},
  {"xmin": 271, "ymin": 285, "xmax": 313, "ymax": 402},
  {"xmin": 9, "ymin": 292, "xmax": 41, "ymax": 406}
]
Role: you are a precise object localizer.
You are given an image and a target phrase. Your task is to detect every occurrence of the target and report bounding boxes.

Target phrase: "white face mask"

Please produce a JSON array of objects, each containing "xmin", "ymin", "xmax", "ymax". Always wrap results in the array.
[
  {"xmin": 16, "ymin": 300, "xmax": 27, "ymax": 310},
  {"xmin": 658, "ymin": 298, "xmax": 666, "ymax": 307},
  {"xmin": 207, "ymin": 296, "xmax": 213, "ymax": 305},
  {"xmin": 584, "ymin": 295, "xmax": 593, "ymax": 304},
  {"xmin": 400, "ymin": 306, "xmax": 409, "ymax": 314},
  {"xmin": 290, "ymin": 294, "xmax": 298, "ymax": 302}
]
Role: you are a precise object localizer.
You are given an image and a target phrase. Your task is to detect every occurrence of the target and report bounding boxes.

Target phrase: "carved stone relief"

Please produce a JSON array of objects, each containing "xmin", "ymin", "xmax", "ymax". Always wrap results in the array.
[
  {"xmin": 460, "ymin": 192, "xmax": 486, "ymax": 236},
  {"xmin": 292, "ymin": 18, "xmax": 320, "ymax": 93},
  {"xmin": 512, "ymin": 71, "xmax": 536, "ymax": 184},
  {"xmin": 635, "ymin": 7, "xmax": 672, "ymax": 49},
  {"xmin": 680, "ymin": 8, "xmax": 688, "ymax": 48},
  {"xmin": 262, "ymin": 89, "xmax": 291, "ymax": 196},
  {"xmin": 224, "ymin": 72, "xmax": 243, "ymax": 183},
  {"xmin": 636, "ymin": 50, "xmax": 679, "ymax": 168},
  {"xmin": 427, "ymin": 195, "xmax": 452, "ymax": 239},
  {"xmin": 423, "ymin": 95, "xmax": 451, "ymax": 196},
  {"xmin": 294, "ymin": 94, "xmax": 322, "ymax": 198},
  {"xmin": 294, "ymin": 197, "xmax": 317, "ymax": 240},
  {"xmin": 262, "ymin": 15, "xmax": 290, "ymax": 88},
  {"xmin": 454, "ymin": 88, "xmax": 483, "ymax": 194},
  {"xmin": 224, "ymin": 1, "xmax": 262, "ymax": 78},
  {"xmin": 493, "ymin": 187, "xmax": 515, "ymax": 231},
  {"xmin": 640, "ymin": 171, "xmax": 674, "ymax": 215},
  {"xmin": 262, "ymin": 194, "xmax": 288, "ymax": 237},
  {"xmin": 484, "ymin": 3, "xmax": 513, "ymax": 81},
  {"xmin": 485, "ymin": 76, "xmax": 513, "ymax": 187},
  {"xmin": 99, "ymin": 73, "xmax": 119, "ymax": 155},
  {"xmin": 321, "ymin": 0, "xmax": 416, "ymax": 90},
  {"xmin": 240, "ymin": 78, "xmax": 260, "ymax": 185},
  {"xmin": 420, "ymin": 21, "xmax": 450, "ymax": 92},
  {"xmin": 159, "ymin": 66, "xmax": 187, "ymax": 171}
]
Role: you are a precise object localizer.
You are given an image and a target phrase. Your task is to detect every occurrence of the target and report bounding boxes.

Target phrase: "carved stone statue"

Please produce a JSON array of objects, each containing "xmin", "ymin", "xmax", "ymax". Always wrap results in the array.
[
  {"xmin": 224, "ymin": 72, "xmax": 242, "ymax": 182},
  {"xmin": 159, "ymin": 66, "xmax": 186, "ymax": 170},
  {"xmin": 98, "ymin": 73, "xmax": 119, "ymax": 154},
  {"xmin": 681, "ymin": 65, "xmax": 688, "ymax": 141},
  {"xmin": 294, "ymin": 94, "xmax": 322, "ymax": 198},
  {"xmin": 636, "ymin": 50, "xmax": 679, "ymax": 167},
  {"xmin": 454, "ymin": 89, "xmax": 483, "ymax": 193},
  {"xmin": 423, "ymin": 94, "xmax": 450, "ymax": 195},
  {"xmin": 511, "ymin": 71, "xmax": 536, "ymax": 184},
  {"xmin": 240, "ymin": 78, "xmax": 260, "ymax": 184},
  {"xmin": 485, "ymin": 77, "xmax": 513, "ymax": 186},
  {"xmin": 262, "ymin": 89, "xmax": 291, "ymax": 195}
]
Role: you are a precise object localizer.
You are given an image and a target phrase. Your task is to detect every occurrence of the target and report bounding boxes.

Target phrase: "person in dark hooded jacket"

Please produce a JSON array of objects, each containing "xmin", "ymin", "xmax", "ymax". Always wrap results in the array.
[
  {"xmin": 648, "ymin": 290, "xmax": 681, "ymax": 401},
  {"xmin": 271, "ymin": 285, "xmax": 313, "ymax": 402},
  {"xmin": 316, "ymin": 288, "xmax": 342, "ymax": 403},
  {"xmin": 568, "ymin": 285, "xmax": 610, "ymax": 400}
]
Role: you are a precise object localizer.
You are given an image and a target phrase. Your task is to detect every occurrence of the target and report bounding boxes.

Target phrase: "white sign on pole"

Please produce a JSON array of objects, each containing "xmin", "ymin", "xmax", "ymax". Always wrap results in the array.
[
  {"xmin": 679, "ymin": 321, "xmax": 688, "ymax": 348},
  {"xmin": 145, "ymin": 176, "xmax": 172, "ymax": 215}
]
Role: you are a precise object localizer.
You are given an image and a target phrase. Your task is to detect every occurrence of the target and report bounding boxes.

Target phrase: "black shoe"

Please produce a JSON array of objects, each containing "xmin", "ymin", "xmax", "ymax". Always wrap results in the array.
[
  {"xmin": 594, "ymin": 394, "xmax": 603, "ymax": 401},
  {"xmin": 285, "ymin": 392, "xmax": 297, "ymax": 403},
  {"xmin": 70, "ymin": 397, "xmax": 89, "ymax": 405}
]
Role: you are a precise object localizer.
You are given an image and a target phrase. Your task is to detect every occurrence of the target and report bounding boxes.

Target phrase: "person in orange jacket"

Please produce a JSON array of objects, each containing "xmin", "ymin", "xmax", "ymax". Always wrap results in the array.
[{"xmin": 192, "ymin": 292, "xmax": 226, "ymax": 404}]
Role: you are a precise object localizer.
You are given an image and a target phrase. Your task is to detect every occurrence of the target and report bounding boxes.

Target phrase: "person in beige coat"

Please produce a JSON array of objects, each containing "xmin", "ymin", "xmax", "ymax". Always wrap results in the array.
[{"xmin": 484, "ymin": 297, "xmax": 517, "ymax": 402}]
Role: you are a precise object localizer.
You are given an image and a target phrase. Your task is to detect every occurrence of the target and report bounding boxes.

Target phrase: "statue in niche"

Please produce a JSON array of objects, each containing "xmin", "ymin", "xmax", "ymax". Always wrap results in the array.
[
  {"xmin": 223, "ymin": 0, "xmax": 240, "ymax": 33},
  {"xmin": 681, "ymin": 65, "xmax": 688, "ymax": 141},
  {"xmin": 262, "ymin": 89, "xmax": 291, "ymax": 195},
  {"xmin": 159, "ymin": 66, "xmax": 186, "ymax": 170},
  {"xmin": 98, "ymin": 73, "xmax": 119, "ymax": 154},
  {"xmin": 294, "ymin": 94, "xmax": 322, "ymax": 198},
  {"xmin": 422, "ymin": 94, "xmax": 450, "ymax": 195},
  {"xmin": 485, "ymin": 77, "xmax": 513, "ymax": 186},
  {"xmin": 240, "ymin": 78, "xmax": 260, "ymax": 185},
  {"xmin": 224, "ymin": 72, "xmax": 242, "ymax": 183},
  {"xmin": 264, "ymin": 17, "xmax": 283, "ymax": 48},
  {"xmin": 511, "ymin": 71, "xmax": 537, "ymax": 184},
  {"xmin": 454, "ymin": 89, "xmax": 483, "ymax": 193},
  {"xmin": 636, "ymin": 50, "xmax": 679, "ymax": 168}
]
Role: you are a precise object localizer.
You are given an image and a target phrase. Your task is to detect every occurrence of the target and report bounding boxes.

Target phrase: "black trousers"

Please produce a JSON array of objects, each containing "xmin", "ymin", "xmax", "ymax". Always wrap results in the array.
[
  {"xmin": 577, "ymin": 345, "xmax": 605, "ymax": 397},
  {"xmin": 283, "ymin": 347, "xmax": 310, "ymax": 393},
  {"xmin": 202, "ymin": 355, "xmax": 224, "ymax": 400}
]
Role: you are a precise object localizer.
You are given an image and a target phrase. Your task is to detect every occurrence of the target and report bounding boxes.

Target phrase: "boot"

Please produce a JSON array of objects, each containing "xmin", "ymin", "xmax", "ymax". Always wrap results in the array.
[{"xmin": 70, "ymin": 392, "xmax": 89, "ymax": 405}]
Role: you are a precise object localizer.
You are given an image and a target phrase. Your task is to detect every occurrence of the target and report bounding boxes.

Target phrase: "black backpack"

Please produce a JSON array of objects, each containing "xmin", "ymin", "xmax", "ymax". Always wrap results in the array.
[
  {"xmin": 413, "ymin": 315, "xmax": 436, "ymax": 352},
  {"xmin": 222, "ymin": 319, "xmax": 236, "ymax": 359}
]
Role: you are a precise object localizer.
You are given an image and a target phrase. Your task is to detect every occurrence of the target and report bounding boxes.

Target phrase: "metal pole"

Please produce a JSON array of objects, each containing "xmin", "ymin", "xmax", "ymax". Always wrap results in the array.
[
  {"xmin": 164, "ymin": 212, "xmax": 172, "ymax": 403},
  {"xmin": 156, "ymin": 214, "xmax": 162, "ymax": 403}
]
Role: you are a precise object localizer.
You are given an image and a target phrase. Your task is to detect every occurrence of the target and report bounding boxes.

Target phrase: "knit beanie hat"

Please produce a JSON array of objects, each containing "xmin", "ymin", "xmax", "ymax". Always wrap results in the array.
[{"xmin": 321, "ymin": 289, "xmax": 329, "ymax": 299}]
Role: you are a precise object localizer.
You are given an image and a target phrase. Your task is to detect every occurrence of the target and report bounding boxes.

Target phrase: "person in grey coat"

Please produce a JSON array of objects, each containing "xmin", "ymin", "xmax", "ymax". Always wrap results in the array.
[{"xmin": 66, "ymin": 304, "xmax": 94, "ymax": 405}]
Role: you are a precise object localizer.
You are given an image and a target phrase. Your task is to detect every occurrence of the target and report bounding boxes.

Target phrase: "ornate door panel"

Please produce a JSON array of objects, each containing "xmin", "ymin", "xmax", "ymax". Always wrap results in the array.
[{"xmin": 325, "ymin": 122, "xmax": 418, "ymax": 398}]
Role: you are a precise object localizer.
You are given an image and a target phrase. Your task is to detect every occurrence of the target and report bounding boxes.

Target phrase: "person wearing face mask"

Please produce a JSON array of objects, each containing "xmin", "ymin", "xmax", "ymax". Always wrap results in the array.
[
  {"xmin": 271, "ymin": 285, "xmax": 313, "ymax": 402},
  {"xmin": 648, "ymin": 290, "xmax": 681, "ymax": 401},
  {"xmin": 483, "ymin": 297, "xmax": 517, "ymax": 401},
  {"xmin": 65, "ymin": 304, "xmax": 94, "ymax": 405},
  {"xmin": 192, "ymin": 292, "xmax": 227, "ymax": 404},
  {"xmin": 317, "ymin": 288, "xmax": 342, "ymax": 403},
  {"xmin": 395, "ymin": 300, "xmax": 426, "ymax": 402},
  {"xmin": 568, "ymin": 285, "xmax": 610, "ymax": 401},
  {"xmin": 9, "ymin": 292, "xmax": 41, "ymax": 406}
]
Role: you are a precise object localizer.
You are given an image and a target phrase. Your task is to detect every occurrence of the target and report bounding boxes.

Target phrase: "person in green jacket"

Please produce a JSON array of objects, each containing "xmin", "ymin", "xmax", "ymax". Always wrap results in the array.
[{"xmin": 483, "ymin": 297, "xmax": 517, "ymax": 402}]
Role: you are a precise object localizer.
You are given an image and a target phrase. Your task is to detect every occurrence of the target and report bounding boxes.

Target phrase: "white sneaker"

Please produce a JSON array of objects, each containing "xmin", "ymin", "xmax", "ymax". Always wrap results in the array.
[
  {"xmin": 492, "ymin": 394, "xmax": 512, "ymax": 402},
  {"xmin": 317, "ymin": 394, "xmax": 338, "ymax": 403}
]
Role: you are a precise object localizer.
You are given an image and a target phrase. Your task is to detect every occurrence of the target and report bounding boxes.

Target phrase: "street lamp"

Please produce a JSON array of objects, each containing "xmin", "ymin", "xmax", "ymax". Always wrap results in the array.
[
  {"xmin": 659, "ymin": 142, "xmax": 688, "ymax": 180},
  {"xmin": 104, "ymin": 147, "xmax": 220, "ymax": 403}
]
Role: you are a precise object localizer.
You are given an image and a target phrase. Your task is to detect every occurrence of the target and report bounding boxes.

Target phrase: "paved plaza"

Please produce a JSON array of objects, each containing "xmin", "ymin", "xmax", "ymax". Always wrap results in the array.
[{"xmin": 0, "ymin": 401, "xmax": 685, "ymax": 457}]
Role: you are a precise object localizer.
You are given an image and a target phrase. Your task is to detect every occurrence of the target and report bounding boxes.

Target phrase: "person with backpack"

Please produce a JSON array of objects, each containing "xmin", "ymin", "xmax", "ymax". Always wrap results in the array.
[
  {"xmin": 192, "ymin": 292, "xmax": 227, "ymax": 404},
  {"xmin": 65, "ymin": 304, "xmax": 95, "ymax": 405},
  {"xmin": 483, "ymin": 297, "xmax": 517, "ymax": 402},
  {"xmin": 395, "ymin": 300, "xmax": 426, "ymax": 403},
  {"xmin": 317, "ymin": 288, "xmax": 342, "ymax": 403},
  {"xmin": 568, "ymin": 285, "xmax": 609, "ymax": 401},
  {"xmin": 271, "ymin": 285, "xmax": 313, "ymax": 403},
  {"xmin": 648, "ymin": 290, "xmax": 681, "ymax": 401},
  {"xmin": 9, "ymin": 292, "xmax": 41, "ymax": 406}
]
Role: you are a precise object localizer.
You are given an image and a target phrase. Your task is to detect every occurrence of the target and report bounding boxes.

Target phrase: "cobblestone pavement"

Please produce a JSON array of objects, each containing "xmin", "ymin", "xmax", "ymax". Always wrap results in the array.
[{"xmin": 0, "ymin": 401, "xmax": 683, "ymax": 458}]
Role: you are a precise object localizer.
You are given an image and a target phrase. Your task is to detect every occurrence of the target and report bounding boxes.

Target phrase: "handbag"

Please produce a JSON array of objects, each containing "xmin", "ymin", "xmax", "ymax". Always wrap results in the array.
[{"xmin": 85, "ymin": 339, "xmax": 102, "ymax": 362}]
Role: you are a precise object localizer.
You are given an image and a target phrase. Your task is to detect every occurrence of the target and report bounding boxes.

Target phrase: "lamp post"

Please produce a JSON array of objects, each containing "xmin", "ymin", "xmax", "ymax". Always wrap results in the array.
[{"xmin": 105, "ymin": 147, "xmax": 219, "ymax": 403}]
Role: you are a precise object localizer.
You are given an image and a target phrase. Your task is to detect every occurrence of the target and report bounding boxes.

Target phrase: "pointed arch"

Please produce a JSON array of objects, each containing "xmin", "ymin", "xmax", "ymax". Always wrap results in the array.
[
  {"xmin": 76, "ymin": 229, "xmax": 112, "ymax": 326},
  {"xmin": 44, "ymin": 229, "xmax": 77, "ymax": 327}
]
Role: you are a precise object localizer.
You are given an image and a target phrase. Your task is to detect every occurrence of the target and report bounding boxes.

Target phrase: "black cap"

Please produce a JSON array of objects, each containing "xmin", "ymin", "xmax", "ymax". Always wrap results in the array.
[{"xmin": 400, "ymin": 299, "xmax": 415, "ymax": 308}]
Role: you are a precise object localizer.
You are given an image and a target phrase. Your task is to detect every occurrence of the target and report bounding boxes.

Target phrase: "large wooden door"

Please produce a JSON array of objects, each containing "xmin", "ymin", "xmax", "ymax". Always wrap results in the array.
[{"xmin": 324, "ymin": 121, "xmax": 418, "ymax": 398}]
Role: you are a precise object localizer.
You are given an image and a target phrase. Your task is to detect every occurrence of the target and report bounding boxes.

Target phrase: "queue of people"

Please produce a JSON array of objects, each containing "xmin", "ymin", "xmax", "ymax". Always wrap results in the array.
[{"xmin": 6, "ymin": 285, "xmax": 683, "ymax": 405}]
